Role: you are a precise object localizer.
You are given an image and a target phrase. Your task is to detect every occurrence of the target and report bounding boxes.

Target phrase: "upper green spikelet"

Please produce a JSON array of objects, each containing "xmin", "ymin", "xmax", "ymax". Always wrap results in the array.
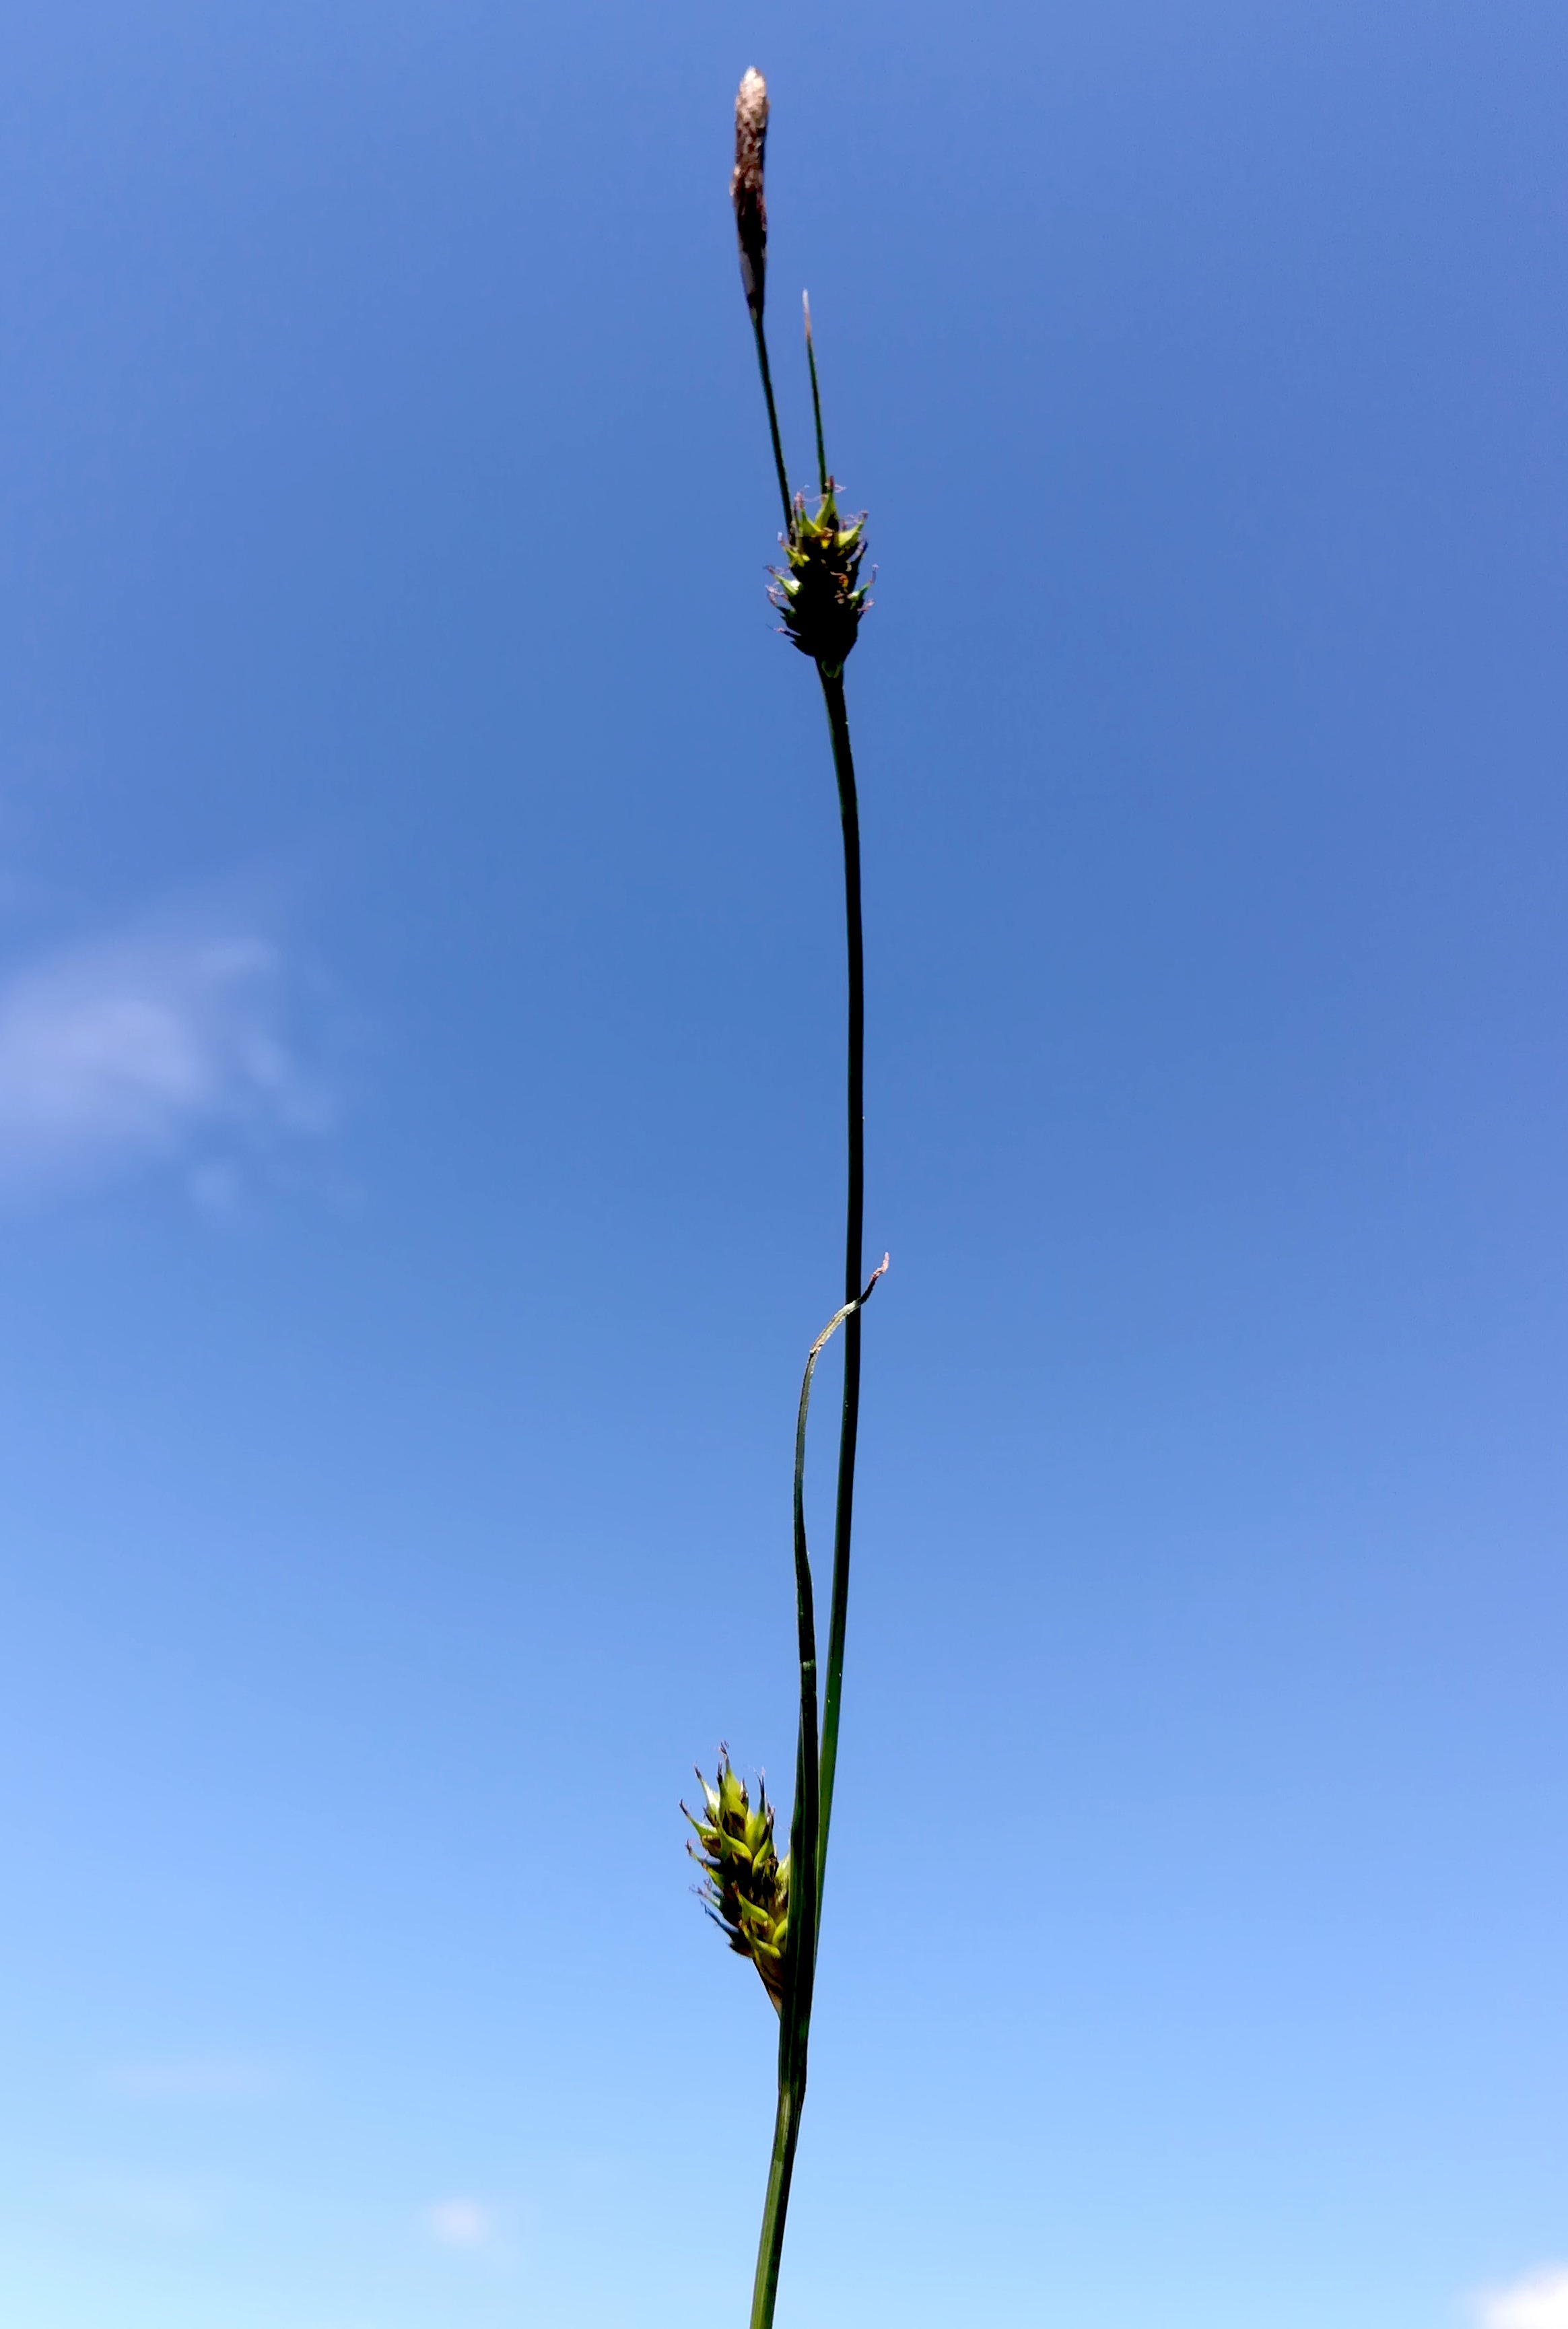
[
  {"xmin": 685, "ymin": 1751, "xmax": 790, "ymax": 2013},
  {"xmin": 770, "ymin": 485, "xmax": 869, "ymax": 677}
]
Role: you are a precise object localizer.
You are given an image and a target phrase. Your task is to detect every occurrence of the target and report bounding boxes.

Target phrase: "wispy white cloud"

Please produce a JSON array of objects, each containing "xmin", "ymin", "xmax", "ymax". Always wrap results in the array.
[
  {"xmin": 102, "ymin": 2052, "xmax": 292, "ymax": 2101},
  {"xmin": 1479, "ymin": 2267, "xmax": 1568, "ymax": 2329},
  {"xmin": 421, "ymin": 2196, "xmax": 504, "ymax": 2252},
  {"xmin": 0, "ymin": 920, "xmax": 331, "ymax": 1203},
  {"xmin": 77, "ymin": 2169, "xmax": 230, "ymax": 2238}
]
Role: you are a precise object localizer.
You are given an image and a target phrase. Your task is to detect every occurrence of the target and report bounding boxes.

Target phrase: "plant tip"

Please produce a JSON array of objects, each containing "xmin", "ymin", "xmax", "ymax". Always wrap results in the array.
[{"xmin": 732, "ymin": 68, "xmax": 770, "ymax": 322}]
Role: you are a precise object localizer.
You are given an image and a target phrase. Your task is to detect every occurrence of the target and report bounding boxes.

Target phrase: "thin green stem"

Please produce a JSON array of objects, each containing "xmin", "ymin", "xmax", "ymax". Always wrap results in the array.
[
  {"xmin": 813, "ymin": 665, "xmax": 865, "ymax": 1926},
  {"xmin": 749, "ymin": 1262, "xmax": 885, "ymax": 2329},
  {"xmin": 751, "ymin": 313, "xmax": 794, "ymax": 540},
  {"xmin": 781, "ymin": 1307, "xmax": 823, "ymax": 2097},
  {"xmin": 739, "ymin": 273, "xmax": 875, "ymax": 2329},
  {"xmin": 749, "ymin": 2085, "xmax": 802, "ymax": 2329},
  {"xmin": 803, "ymin": 295, "xmax": 829, "ymax": 498}
]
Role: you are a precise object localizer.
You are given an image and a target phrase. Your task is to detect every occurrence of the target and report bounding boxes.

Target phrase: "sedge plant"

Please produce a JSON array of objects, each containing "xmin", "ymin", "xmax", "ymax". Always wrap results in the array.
[{"xmin": 685, "ymin": 67, "xmax": 885, "ymax": 2329}]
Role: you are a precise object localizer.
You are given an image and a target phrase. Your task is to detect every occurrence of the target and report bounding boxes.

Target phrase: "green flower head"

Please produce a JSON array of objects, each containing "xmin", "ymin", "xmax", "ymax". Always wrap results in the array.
[
  {"xmin": 770, "ymin": 486, "xmax": 869, "ymax": 677},
  {"xmin": 685, "ymin": 1751, "xmax": 790, "ymax": 2012}
]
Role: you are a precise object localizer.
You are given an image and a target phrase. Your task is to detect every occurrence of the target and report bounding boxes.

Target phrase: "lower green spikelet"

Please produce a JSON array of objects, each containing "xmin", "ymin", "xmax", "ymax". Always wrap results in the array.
[{"xmin": 685, "ymin": 1751, "xmax": 790, "ymax": 2012}]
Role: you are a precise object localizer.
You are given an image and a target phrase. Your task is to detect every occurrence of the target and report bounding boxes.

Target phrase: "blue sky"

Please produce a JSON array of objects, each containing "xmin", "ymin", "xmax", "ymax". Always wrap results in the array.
[{"xmin": 0, "ymin": 3, "xmax": 1565, "ymax": 2325}]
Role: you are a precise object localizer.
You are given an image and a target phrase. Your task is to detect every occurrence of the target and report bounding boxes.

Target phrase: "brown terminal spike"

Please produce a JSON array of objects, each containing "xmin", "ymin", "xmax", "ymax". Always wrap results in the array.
[{"xmin": 731, "ymin": 68, "xmax": 770, "ymax": 322}]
